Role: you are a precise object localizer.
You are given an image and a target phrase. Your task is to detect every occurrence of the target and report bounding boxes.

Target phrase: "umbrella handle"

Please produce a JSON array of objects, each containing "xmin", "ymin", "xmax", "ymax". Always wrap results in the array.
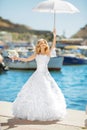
[{"xmin": 54, "ymin": 11, "xmax": 56, "ymax": 29}]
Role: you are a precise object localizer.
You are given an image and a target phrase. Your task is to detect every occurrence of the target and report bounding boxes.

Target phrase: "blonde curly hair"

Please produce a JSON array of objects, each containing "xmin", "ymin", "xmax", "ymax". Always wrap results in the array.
[{"xmin": 35, "ymin": 39, "xmax": 49, "ymax": 54}]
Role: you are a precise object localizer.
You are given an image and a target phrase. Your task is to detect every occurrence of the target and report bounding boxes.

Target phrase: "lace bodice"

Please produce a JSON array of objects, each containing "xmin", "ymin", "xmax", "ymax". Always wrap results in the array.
[{"xmin": 35, "ymin": 55, "xmax": 50, "ymax": 72}]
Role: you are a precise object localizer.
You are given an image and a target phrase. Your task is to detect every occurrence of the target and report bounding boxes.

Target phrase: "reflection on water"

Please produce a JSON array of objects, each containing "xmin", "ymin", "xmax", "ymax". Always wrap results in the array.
[{"xmin": 0, "ymin": 65, "xmax": 87, "ymax": 111}]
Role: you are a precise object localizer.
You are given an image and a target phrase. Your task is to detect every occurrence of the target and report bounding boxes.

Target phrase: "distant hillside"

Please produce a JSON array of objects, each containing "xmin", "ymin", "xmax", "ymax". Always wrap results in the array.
[
  {"xmin": 0, "ymin": 17, "xmax": 32, "ymax": 33},
  {"xmin": 72, "ymin": 24, "xmax": 87, "ymax": 39},
  {"xmin": 0, "ymin": 17, "xmax": 53, "ymax": 41}
]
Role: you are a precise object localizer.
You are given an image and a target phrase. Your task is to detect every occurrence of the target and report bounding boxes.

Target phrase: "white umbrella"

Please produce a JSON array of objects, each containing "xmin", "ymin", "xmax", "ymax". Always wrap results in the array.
[{"xmin": 33, "ymin": 0, "xmax": 79, "ymax": 28}]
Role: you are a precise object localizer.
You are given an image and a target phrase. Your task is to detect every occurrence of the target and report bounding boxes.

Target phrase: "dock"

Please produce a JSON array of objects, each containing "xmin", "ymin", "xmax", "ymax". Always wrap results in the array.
[{"xmin": 0, "ymin": 101, "xmax": 87, "ymax": 130}]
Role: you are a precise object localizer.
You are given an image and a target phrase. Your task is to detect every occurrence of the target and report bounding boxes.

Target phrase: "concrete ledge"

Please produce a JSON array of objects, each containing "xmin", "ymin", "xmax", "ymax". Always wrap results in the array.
[{"xmin": 0, "ymin": 101, "xmax": 87, "ymax": 130}]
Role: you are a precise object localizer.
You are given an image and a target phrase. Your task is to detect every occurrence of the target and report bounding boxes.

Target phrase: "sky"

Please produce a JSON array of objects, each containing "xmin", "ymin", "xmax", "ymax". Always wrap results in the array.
[{"xmin": 0, "ymin": 0, "xmax": 87, "ymax": 38}]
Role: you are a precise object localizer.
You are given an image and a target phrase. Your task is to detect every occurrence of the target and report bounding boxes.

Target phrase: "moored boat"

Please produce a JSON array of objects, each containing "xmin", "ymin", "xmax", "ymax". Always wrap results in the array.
[
  {"xmin": 63, "ymin": 55, "xmax": 87, "ymax": 65},
  {"xmin": 61, "ymin": 46, "xmax": 87, "ymax": 65},
  {"xmin": 4, "ymin": 56, "xmax": 64, "ymax": 70},
  {"xmin": 0, "ymin": 54, "xmax": 8, "ymax": 72},
  {"xmin": 3, "ymin": 49, "xmax": 64, "ymax": 70}
]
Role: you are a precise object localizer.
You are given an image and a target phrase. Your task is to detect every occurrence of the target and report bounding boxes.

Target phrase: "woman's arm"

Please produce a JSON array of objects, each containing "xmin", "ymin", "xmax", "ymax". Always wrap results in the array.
[
  {"xmin": 12, "ymin": 53, "xmax": 36, "ymax": 62},
  {"xmin": 50, "ymin": 28, "xmax": 56, "ymax": 51}
]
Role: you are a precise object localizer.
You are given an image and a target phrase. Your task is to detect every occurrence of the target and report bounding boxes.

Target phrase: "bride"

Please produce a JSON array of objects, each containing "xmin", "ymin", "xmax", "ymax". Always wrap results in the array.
[{"xmin": 12, "ymin": 29, "xmax": 66, "ymax": 121}]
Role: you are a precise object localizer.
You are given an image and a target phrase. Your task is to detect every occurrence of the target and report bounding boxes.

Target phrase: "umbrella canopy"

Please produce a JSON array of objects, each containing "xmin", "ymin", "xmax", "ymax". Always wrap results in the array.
[{"xmin": 33, "ymin": 0, "xmax": 79, "ymax": 28}]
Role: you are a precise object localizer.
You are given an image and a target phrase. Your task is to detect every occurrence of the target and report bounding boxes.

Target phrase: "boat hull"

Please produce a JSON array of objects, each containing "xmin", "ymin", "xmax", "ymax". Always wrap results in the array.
[
  {"xmin": 63, "ymin": 56, "xmax": 87, "ymax": 65},
  {"xmin": 4, "ymin": 56, "xmax": 64, "ymax": 70}
]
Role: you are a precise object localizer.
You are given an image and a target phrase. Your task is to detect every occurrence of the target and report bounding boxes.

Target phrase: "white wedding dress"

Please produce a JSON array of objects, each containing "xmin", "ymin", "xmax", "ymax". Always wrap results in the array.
[{"xmin": 13, "ymin": 52, "xmax": 66, "ymax": 121}]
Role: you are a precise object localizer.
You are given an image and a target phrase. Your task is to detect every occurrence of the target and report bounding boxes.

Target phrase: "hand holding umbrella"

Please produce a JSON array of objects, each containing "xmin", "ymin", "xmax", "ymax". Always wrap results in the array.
[{"xmin": 53, "ymin": 28, "xmax": 56, "ymax": 37}]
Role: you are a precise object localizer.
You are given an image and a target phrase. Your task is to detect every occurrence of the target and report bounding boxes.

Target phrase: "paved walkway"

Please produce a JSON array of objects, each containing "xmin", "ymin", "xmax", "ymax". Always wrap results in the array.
[{"xmin": 0, "ymin": 101, "xmax": 87, "ymax": 130}]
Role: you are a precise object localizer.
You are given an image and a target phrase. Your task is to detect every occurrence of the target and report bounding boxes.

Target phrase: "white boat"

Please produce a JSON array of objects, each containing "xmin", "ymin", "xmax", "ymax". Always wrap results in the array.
[
  {"xmin": 3, "ymin": 49, "xmax": 64, "ymax": 70},
  {"xmin": 4, "ymin": 56, "xmax": 63, "ymax": 70}
]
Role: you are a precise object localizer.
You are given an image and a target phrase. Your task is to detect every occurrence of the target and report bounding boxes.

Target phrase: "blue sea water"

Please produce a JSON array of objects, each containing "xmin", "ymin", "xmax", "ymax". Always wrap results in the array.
[{"xmin": 0, "ymin": 65, "xmax": 87, "ymax": 111}]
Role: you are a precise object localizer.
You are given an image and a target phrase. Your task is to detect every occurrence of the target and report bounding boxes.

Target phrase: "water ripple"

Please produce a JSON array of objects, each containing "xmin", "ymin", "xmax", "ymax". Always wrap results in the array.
[{"xmin": 0, "ymin": 65, "xmax": 87, "ymax": 111}]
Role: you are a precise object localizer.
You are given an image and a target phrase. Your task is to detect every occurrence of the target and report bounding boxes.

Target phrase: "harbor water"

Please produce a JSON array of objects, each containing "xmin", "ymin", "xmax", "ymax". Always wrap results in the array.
[{"xmin": 0, "ymin": 65, "xmax": 87, "ymax": 111}]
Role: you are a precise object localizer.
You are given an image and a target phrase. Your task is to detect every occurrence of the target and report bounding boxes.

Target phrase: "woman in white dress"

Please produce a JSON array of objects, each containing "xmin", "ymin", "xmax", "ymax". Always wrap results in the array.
[{"xmin": 12, "ymin": 29, "xmax": 66, "ymax": 121}]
